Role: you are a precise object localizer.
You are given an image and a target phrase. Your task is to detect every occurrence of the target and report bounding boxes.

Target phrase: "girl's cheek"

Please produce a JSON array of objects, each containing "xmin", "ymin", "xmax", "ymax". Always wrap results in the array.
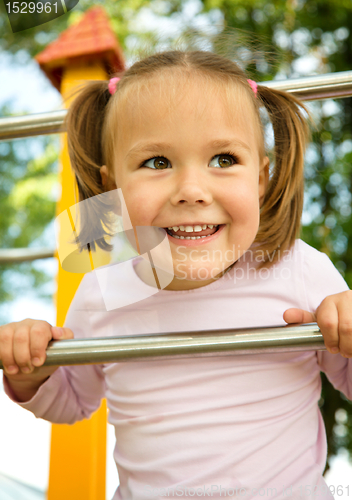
[
  {"xmin": 225, "ymin": 185, "xmax": 260, "ymax": 219},
  {"xmin": 122, "ymin": 190, "xmax": 156, "ymax": 226}
]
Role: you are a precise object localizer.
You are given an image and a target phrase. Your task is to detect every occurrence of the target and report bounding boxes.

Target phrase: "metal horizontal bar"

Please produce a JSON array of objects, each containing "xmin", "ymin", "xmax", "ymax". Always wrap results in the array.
[
  {"xmin": 0, "ymin": 109, "xmax": 66, "ymax": 141},
  {"xmin": 0, "ymin": 324, "xmax": 325, "ymax": 370},
  {"xmin": 0, "ymin": 247, "xmax": 55, "ymax": 264},
  {"xmin": 263, "ymin": 71, "xmax": 352, "ymax": 100},
  {"xmin": 1, "ymin": 71, "xmax": 352, "ymax": 142}
]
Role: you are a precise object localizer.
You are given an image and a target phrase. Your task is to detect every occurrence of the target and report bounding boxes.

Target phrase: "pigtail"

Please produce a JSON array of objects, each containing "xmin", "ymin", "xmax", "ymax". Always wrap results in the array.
[
  {"xmin": 64, "ymin": 79, "xmax": 117, "ymax": 252},
  {"xmin": 255, "ymin": 86, "xmax": 311, "ymax": 266}
]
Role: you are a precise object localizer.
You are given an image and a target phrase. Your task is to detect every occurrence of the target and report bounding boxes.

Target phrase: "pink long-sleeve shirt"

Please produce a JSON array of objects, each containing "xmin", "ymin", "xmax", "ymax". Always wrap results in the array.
[{"xmin": 4, "ymin": 239, "xmax": 352, "ymax": 500}]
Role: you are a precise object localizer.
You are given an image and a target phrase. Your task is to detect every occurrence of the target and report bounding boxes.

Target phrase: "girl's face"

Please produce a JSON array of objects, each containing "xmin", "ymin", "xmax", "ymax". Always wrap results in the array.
[{"xmin": 102, "ymin": 75, "xmax": 269, "ymax": 291}]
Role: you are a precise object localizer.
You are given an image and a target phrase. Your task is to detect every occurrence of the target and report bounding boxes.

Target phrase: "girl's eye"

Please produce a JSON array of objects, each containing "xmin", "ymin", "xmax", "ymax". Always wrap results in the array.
[
  {"xmin": 140, "ymin": 152, "xmax": 239, "ymax": 170},
  {"xmin": 141, "ymin": 157, "xmax": 171, "ymax": 169},
  {"xmin": 209, "ymin": 153, "xmax": 239, "ymax": 168}
]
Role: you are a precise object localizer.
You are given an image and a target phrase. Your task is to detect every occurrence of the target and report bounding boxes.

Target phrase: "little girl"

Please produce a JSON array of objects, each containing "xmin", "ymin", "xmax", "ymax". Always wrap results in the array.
[{"xmin": 1, "ymin": 49, "xmax": 352, "ymax": 500}]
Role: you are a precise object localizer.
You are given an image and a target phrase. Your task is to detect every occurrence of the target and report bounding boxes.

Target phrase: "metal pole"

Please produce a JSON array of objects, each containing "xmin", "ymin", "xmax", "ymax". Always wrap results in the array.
[
  {"xmin": 1, "ymin": 71, "xmax": 352, "ymax": 141},
  {"xmin": 263, "ymin": 71, "xmax": 352, "ymax": 100},
  {"xmin": 0, "ymin": 247, "xmax": 55, "ymax": 264},
  {"xmin": 0, "ymin": 324, "xmax": 325, "ymax": 369},
  {"xmin": 0, "ymin": 109, "xmax": 66, "ymax": 141}
]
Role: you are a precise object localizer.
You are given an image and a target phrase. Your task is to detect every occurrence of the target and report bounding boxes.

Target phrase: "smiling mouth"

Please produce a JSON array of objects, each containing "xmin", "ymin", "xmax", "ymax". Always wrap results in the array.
[{"xmin": 164, "ymin": 224, "xmax": 222, "ymax": 239}]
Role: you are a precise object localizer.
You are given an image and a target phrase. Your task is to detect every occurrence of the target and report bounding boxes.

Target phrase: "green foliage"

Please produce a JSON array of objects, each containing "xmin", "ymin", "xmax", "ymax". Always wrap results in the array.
[
  {"xmin": 320, "ymin": 373, "xmax": 352, "ymax": 471},
  {"xmin": 0, "ymin": 0, "xmax": 154, "ymax": 63},
  {"xmin": 0, "ymin": 103, "xmax": 59, "ymax": 323}
]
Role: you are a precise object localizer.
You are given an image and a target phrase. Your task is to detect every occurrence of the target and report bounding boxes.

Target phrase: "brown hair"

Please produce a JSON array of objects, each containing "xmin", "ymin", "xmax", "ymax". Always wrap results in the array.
[{"xmin": 64, "ymin": 49, "xmax": 310, "ymax": 266}]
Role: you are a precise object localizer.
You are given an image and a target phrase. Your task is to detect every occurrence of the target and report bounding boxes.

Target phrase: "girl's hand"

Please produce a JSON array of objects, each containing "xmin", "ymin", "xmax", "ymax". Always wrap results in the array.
[
  {"xmin": 0, "ymin": 319, "xmax": 74, "ymax": 402},
  {"xmin": 283, "ymin": 291, "xmax": 352, "ymax": 358},
  {"xmin": 0, "ymin": 318, "xmax": 73, "ymax": 377}
]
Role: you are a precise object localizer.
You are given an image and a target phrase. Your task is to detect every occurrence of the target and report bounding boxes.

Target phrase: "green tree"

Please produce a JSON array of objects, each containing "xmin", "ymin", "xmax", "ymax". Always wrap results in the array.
[
  {"xmin": 0, "ymin": 103, "xmax": 59, "ymax": 323},
  {"xmin": 0, "ymin": 0, "xmax": 155, "ymax": 60}
]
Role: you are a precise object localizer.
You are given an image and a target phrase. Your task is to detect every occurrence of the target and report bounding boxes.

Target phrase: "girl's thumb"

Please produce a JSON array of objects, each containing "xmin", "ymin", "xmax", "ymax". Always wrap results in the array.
[
  {"xmin": 283, "ymin": 308, "xmax": 317, "ymax": 325},
  {"xmin": 51, "ymin": 326, "xmax": 74, "ymax": 339}
]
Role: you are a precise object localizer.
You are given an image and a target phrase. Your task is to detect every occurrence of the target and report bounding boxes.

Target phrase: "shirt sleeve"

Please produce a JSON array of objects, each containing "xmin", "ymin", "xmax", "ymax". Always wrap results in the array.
[
  {"xmin": 2, "ymin": 273, "xmax": 106, "ymax": 424},
  {"xmin": 300, "ymin": 241, "xmax": 352, "ymax": 401}
]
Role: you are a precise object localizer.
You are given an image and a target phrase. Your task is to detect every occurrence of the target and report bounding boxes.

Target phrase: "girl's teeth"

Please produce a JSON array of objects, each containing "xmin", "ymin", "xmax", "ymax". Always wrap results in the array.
[
  {"xmin": 168, "ymin": 224, "xmax": 218, "ymax": 233},
  {"xmin": 172, "ymin": 235, "xmax": 209, "ymax": 240}
]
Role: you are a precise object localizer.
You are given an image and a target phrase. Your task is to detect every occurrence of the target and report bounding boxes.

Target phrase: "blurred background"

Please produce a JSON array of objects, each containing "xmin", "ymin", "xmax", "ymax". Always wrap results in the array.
[{"xmin": 0, "ymin": 0, "xmax": 352, "ymax": 498}]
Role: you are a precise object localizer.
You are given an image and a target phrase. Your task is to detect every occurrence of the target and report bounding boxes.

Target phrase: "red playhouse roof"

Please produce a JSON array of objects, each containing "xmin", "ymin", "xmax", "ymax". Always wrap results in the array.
[{"xmin": 35, "ymin": 6, "xmax": 125, "ymax": 92}]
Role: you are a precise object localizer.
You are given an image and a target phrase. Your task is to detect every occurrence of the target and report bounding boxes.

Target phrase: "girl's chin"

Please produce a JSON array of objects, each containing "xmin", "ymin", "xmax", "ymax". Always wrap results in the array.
[
  {"xmin": 172, "ymin": 265, "xmax": 229, "ymax": 283},
  {"xmin": 163, "ymin": 267, "xmax": 229, "ymax": 290}
]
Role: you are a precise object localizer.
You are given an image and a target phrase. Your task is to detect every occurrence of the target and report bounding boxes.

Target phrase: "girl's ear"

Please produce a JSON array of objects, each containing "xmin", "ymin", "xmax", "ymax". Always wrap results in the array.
[
  {"xmin": 100, "ymin": 165, "xmax": 117, "ymax": 191},
  {"xmin": 259, "ymin": 156, "xmax": 270, "ymax": 206}
]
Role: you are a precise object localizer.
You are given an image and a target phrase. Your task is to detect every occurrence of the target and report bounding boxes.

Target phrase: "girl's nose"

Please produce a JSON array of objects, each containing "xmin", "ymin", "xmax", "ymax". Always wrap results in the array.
[{"xmin": 169, "ymin": 170, "xmax": 213, "ymax": 205}]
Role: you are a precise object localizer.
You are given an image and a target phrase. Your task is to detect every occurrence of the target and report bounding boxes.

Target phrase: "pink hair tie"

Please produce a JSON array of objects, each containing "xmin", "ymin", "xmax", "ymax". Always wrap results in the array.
[
  {"xmin": 108, "ymin": 77, "xmax": 120, "ymax": 95},
  {"xmin": 247, "ymin": 79, "xmax": 258, "ymax": 96}
]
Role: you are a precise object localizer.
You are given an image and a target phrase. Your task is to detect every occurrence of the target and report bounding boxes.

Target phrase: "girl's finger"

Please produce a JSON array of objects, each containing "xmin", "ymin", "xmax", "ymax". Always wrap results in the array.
[
  {"xmin": 336, "ymin": 294, "xmax": 352, "ymax": 358},
  {"xmin": 29, "ymin": 321, "xmax": 53, "ymax": 367},
  {"xmin": 0, "ymin": 325, "xmax": 18, "ymax": 374},
  {"xmin": 316, "ymin": 299, "xmax": 339, "ymax": 354},
  {"xmin": 51, "ymin": 326, "xmax": 74, "ymax": 340},
  {"xmin": 13, "ymin": 325, "xmax": 33, "ymax": 373},
  {"xmin": 338, "ymin": 333, "xmax": 352, "ymax": 357},
  {"xmin": 283, "ymin": 308, "xmax": 316, "ymax": 325}
]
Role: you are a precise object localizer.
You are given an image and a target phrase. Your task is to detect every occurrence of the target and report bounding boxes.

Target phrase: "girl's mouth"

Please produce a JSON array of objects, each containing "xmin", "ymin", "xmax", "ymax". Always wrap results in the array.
[{"xmin": 163, "ymin": 224, "xmax": 225, "ymax": 246}]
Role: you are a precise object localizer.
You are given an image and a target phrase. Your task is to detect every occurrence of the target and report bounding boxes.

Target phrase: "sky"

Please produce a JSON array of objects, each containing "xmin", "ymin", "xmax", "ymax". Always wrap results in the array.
[{"xmin": 1, "ymin": 3, "xmax": 352, "ymax": 500}]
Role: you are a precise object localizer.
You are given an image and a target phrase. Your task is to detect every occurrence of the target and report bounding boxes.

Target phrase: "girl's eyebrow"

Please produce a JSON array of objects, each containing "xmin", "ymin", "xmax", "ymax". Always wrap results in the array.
[{"xmin": 125, "ymin": 139, "xmax": 251, "ymax": 160}]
